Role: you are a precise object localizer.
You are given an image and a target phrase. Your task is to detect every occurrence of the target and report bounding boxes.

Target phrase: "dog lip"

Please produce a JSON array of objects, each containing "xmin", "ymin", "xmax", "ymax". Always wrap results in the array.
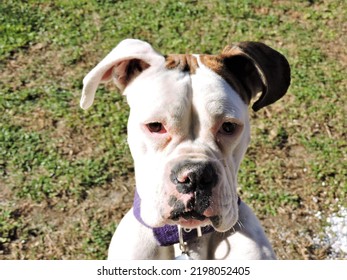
[
  {"xmin": 181, "ymin": 210, "xmax": 206, "ymax": 221},
  {"xmin": 175, "ymin": 217, "xmax": 211, "ymax": 229},
  {"xmin": 167, "ymin": 212, "xmax": 221, "ymax": 230},
  {"xmin": 169, "ymin": 210, "xmax": 206, "ymax": 222},
  {"xmin": 210, "ymin": 215, "xmax": 222, "ymax": 228}
]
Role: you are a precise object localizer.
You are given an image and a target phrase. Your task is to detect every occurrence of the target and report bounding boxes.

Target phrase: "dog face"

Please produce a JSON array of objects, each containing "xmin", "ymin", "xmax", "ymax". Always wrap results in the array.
[
  {"xmin": 125, "ymin": 60, "xmax": 249, "ymax": 231},
  {"xmin": 81, "ymin": 39, "xmax": 290, "ymax": 233}
]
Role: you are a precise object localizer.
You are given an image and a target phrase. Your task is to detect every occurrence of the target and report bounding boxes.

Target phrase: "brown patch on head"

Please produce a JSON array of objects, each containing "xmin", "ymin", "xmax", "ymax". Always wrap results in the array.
[
  {"xmin": 199, "ymin": 53, "xmax": 255, "ymax": 105},
  {"xmin": 165, "ymin": 54, "xmax": 198, "ymax": 74},
  {"xmin": 164, "ymin": 44, "xmax": 290, "ymax": 111},
  {"xmin": 200, "ymin": 43, "xmax": 290, "ymax": 111}
]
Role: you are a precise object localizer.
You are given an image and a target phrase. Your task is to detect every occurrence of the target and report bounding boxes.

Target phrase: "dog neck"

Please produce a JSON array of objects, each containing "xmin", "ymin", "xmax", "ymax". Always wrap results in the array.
[{"xmin": 133, "ymin": 189, "xmax": 241, "ymax": 246}]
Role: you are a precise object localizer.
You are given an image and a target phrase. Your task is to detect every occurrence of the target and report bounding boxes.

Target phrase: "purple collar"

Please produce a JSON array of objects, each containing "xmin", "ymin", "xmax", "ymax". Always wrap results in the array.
[{"xmin": 133, "ymin": 189, "xmax": 241, "ymax": 246}]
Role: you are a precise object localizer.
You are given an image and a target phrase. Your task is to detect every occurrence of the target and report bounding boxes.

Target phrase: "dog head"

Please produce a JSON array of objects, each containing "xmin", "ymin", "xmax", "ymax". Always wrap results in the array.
[{"xmin": 81, "ymin": 39, "xmax": 290, "ymax": 232}]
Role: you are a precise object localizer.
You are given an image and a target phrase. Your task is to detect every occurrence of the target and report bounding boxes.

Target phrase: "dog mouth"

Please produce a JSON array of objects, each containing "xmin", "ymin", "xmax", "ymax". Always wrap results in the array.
[
  {"xmin": 169, "ymin": 210, "xmax": 206, "ymax": 222},
  {"xmin": 169, "ymin": 210, "xmax": 221, "ymax": 230},
  {"xmin": 167, "ymin": 194, "xmax": 222, "ymax": 228}
]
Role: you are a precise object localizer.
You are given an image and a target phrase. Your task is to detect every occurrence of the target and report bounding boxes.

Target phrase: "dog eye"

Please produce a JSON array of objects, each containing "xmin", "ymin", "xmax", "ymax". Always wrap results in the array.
[
  {"xmin": 219, "ymin": 122, "xmax": 238, "ymax": 135},
  {"xmin": 146, "ymin": 122, "xmax": 166, "ymax": 133}
]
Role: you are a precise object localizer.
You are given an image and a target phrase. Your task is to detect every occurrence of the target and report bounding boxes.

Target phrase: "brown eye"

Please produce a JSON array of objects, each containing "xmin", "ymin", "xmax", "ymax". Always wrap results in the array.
[
  {"xmin": 146, "ymin": 122, "xmax": 166, "ymax": 133},
  {"xmin": 219, "ymin": 122, "xmax": 238, "ymax": 135}
]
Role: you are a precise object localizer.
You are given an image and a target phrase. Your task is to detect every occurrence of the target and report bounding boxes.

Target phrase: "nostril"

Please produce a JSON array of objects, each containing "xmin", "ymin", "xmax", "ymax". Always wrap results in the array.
[
  {"xmin": 176, "ymin": 174, "xmax": 191, "ymax": 184},
  {"xmin": 170, "ymin": 172, "xmax": 195, "ymax": 194},
  {"xmin": 176, "ymin": 178, "xmax": 195, "ymax": 195}
]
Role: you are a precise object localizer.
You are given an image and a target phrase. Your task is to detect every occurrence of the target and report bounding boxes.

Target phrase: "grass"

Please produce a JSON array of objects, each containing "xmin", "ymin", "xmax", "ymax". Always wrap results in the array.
[{"xmin": 0, "ymin": 0, "xmax": 346, "ymax": 259}]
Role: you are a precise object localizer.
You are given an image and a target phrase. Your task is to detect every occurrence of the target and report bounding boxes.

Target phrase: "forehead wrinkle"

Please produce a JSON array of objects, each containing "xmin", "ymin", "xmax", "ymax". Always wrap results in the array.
[
  {"xmin": 205, "ymin": 92, "xmax": 243, "ymax": 121},
  {"xmin": 191, "ymin": 68, "xmax": 244, "ymax": 125},
  {"xmin": 127, "ymin": 68, "xmax": 193, "ymax": 139}
]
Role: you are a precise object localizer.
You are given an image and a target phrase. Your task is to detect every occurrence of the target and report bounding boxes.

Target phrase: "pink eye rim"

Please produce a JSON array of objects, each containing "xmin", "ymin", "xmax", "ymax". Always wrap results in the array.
[{"xmin": 146, "ymin": 122, "xmax": 167, "ymax": 133}]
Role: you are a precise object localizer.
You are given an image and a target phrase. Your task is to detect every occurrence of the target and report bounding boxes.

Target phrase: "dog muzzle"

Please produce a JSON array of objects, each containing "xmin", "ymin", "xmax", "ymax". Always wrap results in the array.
[{"xmin": 133, "ymin": 189, "xmax": 241, "ymax": 246}]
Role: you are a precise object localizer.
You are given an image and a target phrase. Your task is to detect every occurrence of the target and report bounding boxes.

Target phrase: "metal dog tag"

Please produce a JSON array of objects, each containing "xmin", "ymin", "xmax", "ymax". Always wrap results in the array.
[
  {"xmin": 175, "ymin": 253, "xmax": 192, "ymax": 260},
  {"xmin": 174, "ymin": 226, "xmax": 194, "ymax": 260}
]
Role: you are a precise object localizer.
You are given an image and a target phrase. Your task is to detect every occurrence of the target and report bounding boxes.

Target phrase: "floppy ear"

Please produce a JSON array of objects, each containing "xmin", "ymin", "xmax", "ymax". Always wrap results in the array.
[
  {"xmin": 80, "ymin": 39, "xmax": 165, "ymax": 110},
  {"xmin": 222, "ymin": 42, "xmax": 291, "ymax": 111}
]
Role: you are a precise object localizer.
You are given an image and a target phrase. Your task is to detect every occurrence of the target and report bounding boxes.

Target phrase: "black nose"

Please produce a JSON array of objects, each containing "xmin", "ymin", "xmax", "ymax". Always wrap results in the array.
[{"xmin": 170, "ymin": 161, "xmax": 218, "ymax": 194}]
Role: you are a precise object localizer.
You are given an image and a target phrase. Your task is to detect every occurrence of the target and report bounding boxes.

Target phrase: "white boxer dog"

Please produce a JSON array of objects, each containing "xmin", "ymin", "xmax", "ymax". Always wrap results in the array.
[{"xmin": 80, "ymin": 39, "xmax": 290, "ymax": 260}]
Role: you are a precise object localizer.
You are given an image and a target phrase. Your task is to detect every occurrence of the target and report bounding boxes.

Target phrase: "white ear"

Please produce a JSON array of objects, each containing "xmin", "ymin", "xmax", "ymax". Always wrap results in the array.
[{"xmin": 80, "ymin": 39, "xmax": 165, "ymax": 110}]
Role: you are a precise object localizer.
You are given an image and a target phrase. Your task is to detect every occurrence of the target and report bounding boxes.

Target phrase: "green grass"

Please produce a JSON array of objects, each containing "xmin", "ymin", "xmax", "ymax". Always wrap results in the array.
[{"xmin": 0, "ymin": 0, "xmax": 346, "ymax": 259}]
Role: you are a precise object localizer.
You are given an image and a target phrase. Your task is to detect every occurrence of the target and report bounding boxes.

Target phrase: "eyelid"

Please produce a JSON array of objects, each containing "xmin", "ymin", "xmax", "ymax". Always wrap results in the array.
[
  {"xmin": 146, "ymin": 122, "xmax": 167, "ymax": 134},
  {"xmin": 219, "ymin": 122, "xmax": 237, "ymax": 135},
  {"xmin": 216, "ymin": 118, "xmax": 243, "ymax": 136}
]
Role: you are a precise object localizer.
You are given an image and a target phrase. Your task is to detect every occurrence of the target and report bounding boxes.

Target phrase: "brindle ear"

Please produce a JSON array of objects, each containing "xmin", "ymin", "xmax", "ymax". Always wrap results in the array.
[
  {"xmin": 222, "ymin": 42, "xmax": 291, "ymax": 111},
  {"xmin": 80, "ymin": 39, "xmax": 164, "ymax": 110}
]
